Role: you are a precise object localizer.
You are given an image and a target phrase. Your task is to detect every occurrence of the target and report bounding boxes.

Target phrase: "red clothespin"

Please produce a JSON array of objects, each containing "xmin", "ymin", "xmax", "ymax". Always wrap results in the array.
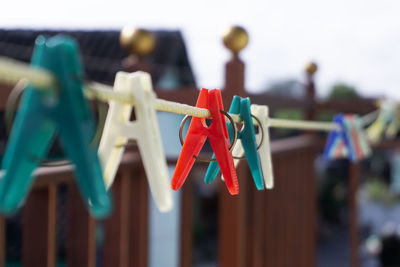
[{"xmin": 171, "ymin": 88, "xmax": 239, "ymax": 195}]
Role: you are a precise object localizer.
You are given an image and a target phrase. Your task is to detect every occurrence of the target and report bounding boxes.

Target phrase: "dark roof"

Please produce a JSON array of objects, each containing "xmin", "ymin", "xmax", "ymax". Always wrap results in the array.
[{"xmin": 0, "ymin": 29, "xmax": 196, "ymax": 86}]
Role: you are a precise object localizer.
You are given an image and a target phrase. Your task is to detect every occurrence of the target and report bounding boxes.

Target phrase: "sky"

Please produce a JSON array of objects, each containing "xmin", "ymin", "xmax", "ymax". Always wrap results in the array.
[{"xmin": 2, "ymin": 0, "xmax": 400, "ymax": 98}]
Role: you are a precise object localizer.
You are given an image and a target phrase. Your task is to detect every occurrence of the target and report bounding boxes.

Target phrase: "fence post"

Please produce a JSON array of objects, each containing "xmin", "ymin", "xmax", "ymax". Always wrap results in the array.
[
  {"xmin": 0, "ymin": 215, "xmax": 5, "ymax": 267},
  {"xmin": 222, "ymin": 26, "xmax": 248, "ymax": 101},
  {"xmin": 305, "ymin": 62, "xmax": 318, "ymax": 121},
  {"xmin": 219, "ymin": 25, "xmax": 249, "ymax": 267}
]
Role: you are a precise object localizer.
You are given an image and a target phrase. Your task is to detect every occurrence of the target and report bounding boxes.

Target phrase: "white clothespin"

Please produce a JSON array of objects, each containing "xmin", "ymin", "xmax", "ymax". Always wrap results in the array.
[
  {"xmin": 222, "ymin": 104, "xmax": 274, "ymax": 189},
  {"xmin": 367, "ymin": 100, "xmax": 399, "ymax": 143},
  {"xmin": 251, "ymin": 104, "xmax": 274, "ymax": 189},
  {"xmin": 98, "ymin": 71, "xmax": 173, "ymax": 212}
]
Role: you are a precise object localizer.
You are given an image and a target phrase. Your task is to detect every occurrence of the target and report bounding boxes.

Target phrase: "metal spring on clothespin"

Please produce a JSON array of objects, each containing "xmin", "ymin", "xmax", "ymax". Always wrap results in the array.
[
  {"xmin": 178, "ymin": 109, "xmax": 238, "ymax": 162},
  {"xmin": 4, "ymin": 78, "xmax": 108, "ymax": 167}
]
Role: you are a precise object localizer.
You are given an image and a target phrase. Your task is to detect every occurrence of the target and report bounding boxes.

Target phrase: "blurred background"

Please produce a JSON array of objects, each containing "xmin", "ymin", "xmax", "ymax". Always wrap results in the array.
[
  {"xmin": 3, "ymin": 0, "xmax": 400, "ymax": 97},
  {"xmin": 1, "ymin": 1, "xmax": 400, "ymax": 267}
]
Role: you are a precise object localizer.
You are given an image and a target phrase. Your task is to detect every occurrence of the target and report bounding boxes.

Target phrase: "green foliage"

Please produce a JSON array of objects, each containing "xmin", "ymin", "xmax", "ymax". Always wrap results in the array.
[
  {"xmin": 365, "ymin": 178, "xmax": 398, "ymax": 205},
  {"xmin": 316, "ymin": 111, "xmax": 335, "ymax": 122},
  {"xmin": 272, "ymin": 109, "xmax": 304, "ymax": 136},
  {"xmin": 274, "ymin": 108, "xmax": 304, "ymax": 120},
  {"xmin": 264, "ymin": 78, "xmax": 304, "ymax": 98},
  {"xmin": 328, "ymin": 83, "xmax": 360, "ymax": 100}
]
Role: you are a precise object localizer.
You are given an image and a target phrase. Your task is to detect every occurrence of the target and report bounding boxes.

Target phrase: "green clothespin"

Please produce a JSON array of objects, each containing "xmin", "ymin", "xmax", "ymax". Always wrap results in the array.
[
  {"xmin": 0, "ymin": 35, "xmax": 112, "ymax": 218},
  {"xmin": 204, "ymin": 96, "xmax": 265, "ymax": 190}
]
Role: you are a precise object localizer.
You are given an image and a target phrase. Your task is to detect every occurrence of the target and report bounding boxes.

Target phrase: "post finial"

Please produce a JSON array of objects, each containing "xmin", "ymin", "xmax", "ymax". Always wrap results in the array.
[
  {"xmin": 305, "ymin": 61, "xmax": 318, "ymax": 76},
  {"xmin": 223, "ymin": 26, "xmax": 249, "ymax": 55},
  {"xmin": 120, "ymin": 26, "xmax": 156, "ymax": 57}
]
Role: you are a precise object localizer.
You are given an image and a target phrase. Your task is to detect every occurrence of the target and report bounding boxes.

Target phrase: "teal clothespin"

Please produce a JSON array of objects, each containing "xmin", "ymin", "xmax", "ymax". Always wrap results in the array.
[
  {"xmin": 204, "ymin": 96, "xmax": 265, "ymax": 190},
  {"xmin": 0, "ymin": 35, "xmax": 112, "ymax": 218}
]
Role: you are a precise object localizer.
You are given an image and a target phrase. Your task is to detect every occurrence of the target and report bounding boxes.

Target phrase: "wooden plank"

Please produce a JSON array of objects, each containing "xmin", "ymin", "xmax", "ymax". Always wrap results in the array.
[
  {"xmin": 263, "ymin": 147, "xmax": 317, "ymax": 267},
  {"xmin": 309, "ymin": 150, "xmax": 317, "ymax": 267},
  {"xmin": 284, "ymin": 152, "xmax": 294, "ymax": 267},
  {"xmin": 103, "ymin": 169, "xmax": 132, "ymax": 267},
  {"xmin": 66, "ymin": 183, "xmax": 96, "ymax": 267},
  {"xmin": 219, "ymin": 162, "xmax": 248, "ymax": 267},
  {"xmin": 130, "ymin": 166, "xmax": 149, "ymax": 267},
  {"xmin": 266, "ymin": 155, "xmax": 280, "ymax": 267},
  {"xmin": 276, "ymin": 155, "xmax": 285, "ymax": 267},
  {"xmin": 180, "ymin": 176, "xmax": 193, "ymax": 267},
  {"xmin": 0, "ymin": 215, "xmax": 5, "ymax": 267},
  {"xmin": 349, "ymin": 162, "xmax": 360, "ymax": 267},
  {"xmin": 246, "ymin": 167, "xmax": 264, "ymax": 267},
  {"xmin": 22, "ymin": 183, "xmax": 58, "ymax": 267}
]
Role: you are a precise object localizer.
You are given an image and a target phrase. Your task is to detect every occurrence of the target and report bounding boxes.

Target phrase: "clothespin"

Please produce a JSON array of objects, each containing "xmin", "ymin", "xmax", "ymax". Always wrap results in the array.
[
  {"xmin": 217, "ymin": 104, "xmax": 274, "ymax": 189},
  {"xmin": 98, "ymin": 71, "xmax": 173, "ymax": 212},
  {"xmin": 0, "ymin": 35, "xmax": 112, "ymax": 218},
  {"xmin": 204, "ymin": 96, "xmax": 264, "ymax": 190},
  {"xmin": 324, "ymin": 114, "xmax": 371, "ymax": 162},
  {"xmin": 367, "ymin": 100, "xmax": 399, "ymax": 143},
  {"xmin": 250, "ymin": 104, "xmax": 274, "ymax": 189},
  {"xmin": 171, "ymin": 89, "xmax": 239, "ymax": 195}
]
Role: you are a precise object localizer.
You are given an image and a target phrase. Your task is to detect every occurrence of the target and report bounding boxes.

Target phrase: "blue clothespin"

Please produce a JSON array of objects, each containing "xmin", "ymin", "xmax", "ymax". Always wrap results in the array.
[
  {"xmin": 324, "ymin": 114, "xmax": 371, "ymax": 162},
  {"xmin": 204, "ymin": 96, "xmax": 264, "ymax": 190},
  {"xmin": 0, "ymin": 35, "xmax": 112, "ymax": 218}
]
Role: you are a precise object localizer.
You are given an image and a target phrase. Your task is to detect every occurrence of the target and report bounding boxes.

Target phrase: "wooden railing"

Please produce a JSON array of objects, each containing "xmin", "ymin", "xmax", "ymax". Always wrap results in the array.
[
  {"xmin": 0, "ymin": 150, "xmax": 152, "ymax": 267},
  {"xmin": 0, "ymin": 135, "xmax": 320, "ymax": 267}
]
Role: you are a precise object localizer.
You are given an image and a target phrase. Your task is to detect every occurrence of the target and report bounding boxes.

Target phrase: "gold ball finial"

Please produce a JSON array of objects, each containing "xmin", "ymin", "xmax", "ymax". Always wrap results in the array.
[
  {"xmin": 120, "ymin": 26, "xmax": 156, "ymax": 57},
  {"xmin": 305, "ymin": 61, "xmax": 318, "ymax": 75},
  {"xmin": 223, "ymin": 26, "xmax": 249, "ymax": 54}
]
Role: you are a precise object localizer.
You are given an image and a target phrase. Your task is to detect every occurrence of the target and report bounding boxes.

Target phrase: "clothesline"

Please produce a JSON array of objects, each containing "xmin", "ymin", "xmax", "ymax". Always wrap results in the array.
[
  {"xmin": 87, "ymin": 81, "xmax": 347, "ymax": 131},
  {"xmin": 0, "ymin": 56, "xmax": 378, "ymax": 132},
  {"xmin": 0, "ymin": 35, "xmax": 390, "ymax": 218}
]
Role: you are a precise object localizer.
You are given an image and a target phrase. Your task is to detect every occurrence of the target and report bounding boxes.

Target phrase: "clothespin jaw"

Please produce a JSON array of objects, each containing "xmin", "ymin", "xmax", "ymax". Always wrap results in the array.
[
  {"xmin": 171, "ymin": 89, "xmax": 239, "ymax": 195},
  {"xmin": 250, "ymin": 104, "xmax": 274, "ymax": 189},
  {"xmin": 204, "ymin": 96, "xmax": 265, "ymax": 190},
  {"xmin": 98, "ymin": 71, "xmax": 173, "ymax": 212},
  {"xmin": 0, "ymin": 35, "xmax": 112, "ymax": 218},
  {"xmin": 324, "ymin": 129, "xmax": 348, "ymax": 160},
  {"xmin": 324, "ymin": 114, "xmax": 371, "ymax": 162},
  {"xmin": 367, "ymin": 100, "xmax": 399, "ymax": 142},
  {"xmin": 342, "ymin": 114, "xmax": 371, "ymax": 162}
]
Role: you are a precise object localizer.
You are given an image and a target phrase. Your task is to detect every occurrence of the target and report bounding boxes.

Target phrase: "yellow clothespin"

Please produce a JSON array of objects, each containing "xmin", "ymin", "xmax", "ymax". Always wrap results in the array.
[
  {"xmin": 98, "ymin": 71, "xmax": 173, "ymax": 212},
  {"xmin": 367, "ymin": 100, "xmax": 398, "ymax": 143}
]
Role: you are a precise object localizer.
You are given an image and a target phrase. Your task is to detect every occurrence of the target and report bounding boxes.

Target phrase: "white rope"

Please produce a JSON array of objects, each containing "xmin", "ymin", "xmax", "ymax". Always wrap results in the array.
[
  {"xmin": 0, "ymin": 57, "xmax": 56, "ymax": 89},
  {"xmin": 85, "ymin": 82, "xmax": 135, "ymax": 104},
  {"xmin": 269, "ymin": 118, "xmax": 337, "ymax": 131},
  {"xmin": 85, "ymin": 83, "xmax": 212, "ymax": 117},
  {"xmin": 0, "ymin": 56, "xmax": 377, "ymax": 132}
]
